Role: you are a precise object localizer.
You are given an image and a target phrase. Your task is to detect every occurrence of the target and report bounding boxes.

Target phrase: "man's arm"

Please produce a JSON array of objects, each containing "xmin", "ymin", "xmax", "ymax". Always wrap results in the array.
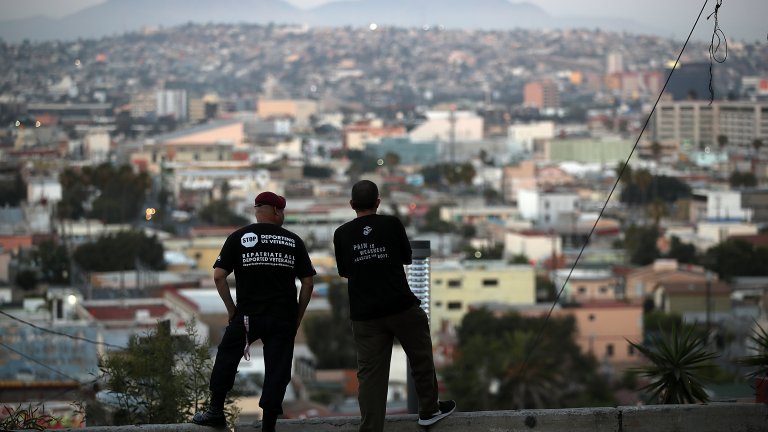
[
  {"xmin": 296, "ymin": 275, "xmax": 315, "ymax": 329},
  {"xmin": 213, "ymin": 267, "xmax": 237, "ymax": 321}
]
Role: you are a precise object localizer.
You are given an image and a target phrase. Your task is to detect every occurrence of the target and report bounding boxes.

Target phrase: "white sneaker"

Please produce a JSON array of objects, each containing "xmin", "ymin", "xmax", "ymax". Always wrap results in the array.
[{"xmin": 418, "ymin": 400, "xmax": 456, "ymax": 426}]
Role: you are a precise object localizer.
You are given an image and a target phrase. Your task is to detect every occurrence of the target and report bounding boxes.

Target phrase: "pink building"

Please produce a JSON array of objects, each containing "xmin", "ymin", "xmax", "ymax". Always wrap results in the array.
[{"xmin": 558, "ymin": 301, "xmax": 644, "ymax": 373}]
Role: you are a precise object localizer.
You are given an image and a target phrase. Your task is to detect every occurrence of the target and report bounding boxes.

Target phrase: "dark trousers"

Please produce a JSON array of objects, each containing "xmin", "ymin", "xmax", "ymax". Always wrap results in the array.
[
  {"xmin": 209, "ymin": 312, "xmax": 296, "ymax": 414},
  {"xmin": 351, "ymin": 304, "xmax": 439, "ymax": 432}
]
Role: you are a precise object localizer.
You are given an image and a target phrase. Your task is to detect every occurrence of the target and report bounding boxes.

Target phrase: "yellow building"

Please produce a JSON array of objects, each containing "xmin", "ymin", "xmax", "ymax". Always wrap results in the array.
[
  {"xmin": 257, "ymin": 99, "xmax": 318, "ymax": 129},
  {"xmin": 162, "ymin": 228, "xmax": 232, "ymax": 278},
  {"xmin": 430, "ymin": 260, "xmax": 536, "ymax": 333}
]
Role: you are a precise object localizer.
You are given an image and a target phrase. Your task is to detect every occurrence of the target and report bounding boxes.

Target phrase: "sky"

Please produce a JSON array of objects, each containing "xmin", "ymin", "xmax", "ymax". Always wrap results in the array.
[{"xmin": 0, "ymin": 0, "xmax": 765, "ymax": 42}]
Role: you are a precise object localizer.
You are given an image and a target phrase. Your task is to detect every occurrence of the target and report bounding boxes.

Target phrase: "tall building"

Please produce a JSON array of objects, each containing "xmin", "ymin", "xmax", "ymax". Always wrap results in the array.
[
  {"xmin": 653, "ymin": 100, "xmax": 768, "ymax": 150},
  {"xmin": 606, "ymin": 51, "xmax": 624, "ymax": 74},
  {"xmin": 523, "ymin": 80, "xmax": 560, "ymax": 110},
  {"xmin": 156, "ymin": 89, "xmax": 189, "ymax": 122}
]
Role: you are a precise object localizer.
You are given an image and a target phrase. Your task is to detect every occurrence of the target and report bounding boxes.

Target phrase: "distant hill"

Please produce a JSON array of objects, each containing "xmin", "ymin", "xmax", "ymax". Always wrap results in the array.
[
  {"xmin": 306, "ymin": 0, "xmax": 553, "ymax": 29},
  {"xmin": 0, "ymin": 0, "xmax": 303, "ymax": 41},
  {"xmin": 0, "ymin": 0, "xmax": 657, "ymax": 42}
]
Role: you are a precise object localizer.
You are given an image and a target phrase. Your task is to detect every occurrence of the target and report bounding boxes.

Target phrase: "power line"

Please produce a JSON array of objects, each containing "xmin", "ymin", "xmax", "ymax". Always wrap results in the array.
[
  {"xmin": 0, "ymin": 310, "xmax": 126, "ymax": 350},
  {"xmin": 0, "ymin": 341, "xmax": 80, "ymax": 382},
  {"xmin": 0, "ymin": 341, "xmax": 105, "ymax": 408},
  {"xmin": 519, "ymin": 0, "xmax": 717, "ymax": 379}
]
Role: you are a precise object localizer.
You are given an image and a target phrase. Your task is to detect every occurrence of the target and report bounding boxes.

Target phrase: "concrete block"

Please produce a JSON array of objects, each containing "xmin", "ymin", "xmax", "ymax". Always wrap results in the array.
[
  {"xmin": 236, "ymin": 408, "xmax": 619, "ymax": 432},
  {"xmin": 619, "ymin": 403, "xmax": 768, "ymax": 432}
]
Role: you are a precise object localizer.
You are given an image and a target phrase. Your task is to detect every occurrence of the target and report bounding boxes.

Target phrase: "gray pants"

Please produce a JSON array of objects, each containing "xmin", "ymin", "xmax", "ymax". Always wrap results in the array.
[{"xmin": 351, "ymin": 304, "xmax": 439, "ymax": 432}]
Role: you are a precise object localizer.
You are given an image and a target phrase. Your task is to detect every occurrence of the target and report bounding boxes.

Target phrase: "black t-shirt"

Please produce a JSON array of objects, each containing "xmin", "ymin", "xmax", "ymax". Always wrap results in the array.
[
  {"xmin": 333, "ymin": 214, "xmax": 419, "ymax": 321},
  {"xmin": 214, "ymin": 223, "xmax": 316, "ymax": 316}
]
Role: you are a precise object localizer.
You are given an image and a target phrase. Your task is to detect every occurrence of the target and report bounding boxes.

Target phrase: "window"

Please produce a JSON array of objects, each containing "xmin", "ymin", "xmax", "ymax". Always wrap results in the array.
[
  {"xmin": 606, "ymin": 344, "xmax": 614, "ymax": 357},
  {"xmin": 588, "ymin": 314, "xmax": 595, "ymax": 321},
  {"xmin": 434, "ymin": 301, "xmax": 442, "ymax": 307},
  {"xmin": 482, "ymin": 279, "xmax": 498, "ymax": 287},
  {"xmin": 447, "ymin": 302, "xmax": 462, "ymax": 310},
  {"xmin": 434, "ymin": 279, "xmax": 443, "ymax": 285},
  {"xmin": 628, "ymin": 344, "xmax": 635, "ymax": 356},
  {"xmin": 599, "ymin": 286, "xmax": 608, "ymax": 294},
  {"xmin": 447, "ymin": 279, "xmax": 461, "ymax": 288},
  {"xmin": 578, "ymin": 286, "xmax": 587, "ymax": 294}
]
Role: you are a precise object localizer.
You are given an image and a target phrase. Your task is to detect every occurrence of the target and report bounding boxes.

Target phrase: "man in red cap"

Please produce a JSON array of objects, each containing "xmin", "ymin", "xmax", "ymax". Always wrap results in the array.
[{"xmin": 194, "ymin": 191, "xmax": 316, "ymax": 431}]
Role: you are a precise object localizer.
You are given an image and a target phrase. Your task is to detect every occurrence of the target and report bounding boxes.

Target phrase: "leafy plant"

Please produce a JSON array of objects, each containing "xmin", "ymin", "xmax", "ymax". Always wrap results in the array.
[
  {"xmin": 628, "ymin": 326, "xmax": 718, "ymax": 404},
  {"xmin": 0, "ymin": 404, "xmax": 59, "ymax": 431},
  {"xmin": 98, "ymin": 319, "xmax": 239, "ymax": 425},
  {"xmin": 736, "ymin": 321, "xmax": 768, "ymax": 379}
]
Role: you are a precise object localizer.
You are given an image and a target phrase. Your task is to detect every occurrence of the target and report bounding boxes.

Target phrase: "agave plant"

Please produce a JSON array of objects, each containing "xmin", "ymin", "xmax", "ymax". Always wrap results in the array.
[
  {"xmin": 628, "ymin": 325, "xmax": 719, "ymax": 404},
  {"xmin": 736, "ymin": 320, "xmax": 768, "ymax": 379}
]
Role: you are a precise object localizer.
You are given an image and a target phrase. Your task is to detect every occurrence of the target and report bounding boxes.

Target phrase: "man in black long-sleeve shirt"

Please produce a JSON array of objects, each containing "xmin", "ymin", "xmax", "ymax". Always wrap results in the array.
[{"xmin": 333, "ymin": 180, "xmax": 455, "ymax": 432}]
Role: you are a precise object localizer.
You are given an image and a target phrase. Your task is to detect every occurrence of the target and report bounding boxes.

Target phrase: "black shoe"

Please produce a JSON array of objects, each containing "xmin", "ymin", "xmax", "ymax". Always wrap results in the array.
[
  {"xmin": 192, "ymin": 409, "xmax": 227, "ymax": 428},
  {"xmin": 418, "ymin": 400, "xmax": 456, "ymax": 426}
]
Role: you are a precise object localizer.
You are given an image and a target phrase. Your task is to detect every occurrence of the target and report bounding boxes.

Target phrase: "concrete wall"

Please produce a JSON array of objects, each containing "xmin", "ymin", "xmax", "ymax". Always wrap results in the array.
[{"xmin": 41, "ymin": 403, "xmax": 768, "ymax": 432}]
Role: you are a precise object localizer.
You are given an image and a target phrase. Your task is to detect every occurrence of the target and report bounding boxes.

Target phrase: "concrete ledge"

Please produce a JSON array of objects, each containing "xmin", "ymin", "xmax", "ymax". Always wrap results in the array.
[
  {"xmin": 40, "ymin": 402, "xmax": 768, "ymax": 432},
  {"xmin": 244, "ymin": 407, "xmax": 620, "ymax": 432},
  {"xmin": 620, "ymin": 403, "xmax": 768, "ymax": 432}
]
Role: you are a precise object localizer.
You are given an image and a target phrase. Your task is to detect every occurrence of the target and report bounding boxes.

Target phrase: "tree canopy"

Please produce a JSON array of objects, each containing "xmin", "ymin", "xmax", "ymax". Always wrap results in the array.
[
  {"xmin": 73, "ymin": 230, "xmax": 165, "ymax": 272},
  {"xmin": 58, "ymin": 163, "xmax": 152, "ymax": 223},
  {"xmin": 703, "ymin": 239, "xmax": 768, "ymax": 281},
  {"xmin": 442, "ymin": 309, "xmax": 614, "ymax": 410},
  {"xmin": 622, "ymin": 224, "xmax": 660, "ymax": 266},
  {"xmin": 198, "ymin": 199, "xmax": 250, "ymax": 227}
]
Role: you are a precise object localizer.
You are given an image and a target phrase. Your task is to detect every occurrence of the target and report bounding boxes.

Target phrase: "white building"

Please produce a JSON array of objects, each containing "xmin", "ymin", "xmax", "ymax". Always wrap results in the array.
[
  {"xmin": 697, "ymin": 221, "xmax": 759, "ymax": 250},
  {"xmin": 507, "ymin": 121, "xmax": 555, "ymax": 153},
  {"xmin": 706, "ymin": 190, "xmax": 753, "ymax": 222},
  {"xmin": 156, "ymin": 89, "xmax": 188, "ymax": 121},
  {"xmin": 27, "ymin": 177, "xmax": 62, "ymax": 204},
  {"xmin": 85, "ymin": 129, "xmax": 111, "ymax": 162},
  {"xmin": 409, "ymin": 110, "xmax": 483, "ymax": 144},
  {"xmin": 517, "ymin": 189, "xmax": 580, "ymax": 227},
  {"xmin": 503, "ymin": 230, "xmax": 561, "ymax": 264}
]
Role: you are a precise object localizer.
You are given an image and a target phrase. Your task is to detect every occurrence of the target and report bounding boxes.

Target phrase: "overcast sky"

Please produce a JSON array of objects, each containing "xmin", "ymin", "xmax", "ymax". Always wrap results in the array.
[{"xmin": 0, "ymin": 0, "xmax": 765, "ymax": 42}]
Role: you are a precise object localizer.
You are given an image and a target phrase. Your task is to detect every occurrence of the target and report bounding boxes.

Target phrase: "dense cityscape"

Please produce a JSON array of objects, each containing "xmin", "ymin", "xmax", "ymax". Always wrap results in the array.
[{"xmin": 1, "ymin": 14, "xmax": 768, "ymax": 429}]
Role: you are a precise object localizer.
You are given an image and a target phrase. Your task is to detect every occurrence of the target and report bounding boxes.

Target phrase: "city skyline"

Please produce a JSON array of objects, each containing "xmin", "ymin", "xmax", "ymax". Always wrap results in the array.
[{"xmin": 0, "ymin": 0, "xmax": 765, "ymax": 42}]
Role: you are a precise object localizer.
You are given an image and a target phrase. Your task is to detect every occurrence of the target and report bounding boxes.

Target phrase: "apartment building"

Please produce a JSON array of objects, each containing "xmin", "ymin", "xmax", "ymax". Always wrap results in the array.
[
  {"xmin": 430, "ymin": 260, "xmax": 536, "ymax": 332},
  {"xmin": 523, "ymin": 80, "xmax": 560, "ymax": 110},
  {"xmin": 654, "ymin": 100, "xmax": 768, "ymax": 150}
]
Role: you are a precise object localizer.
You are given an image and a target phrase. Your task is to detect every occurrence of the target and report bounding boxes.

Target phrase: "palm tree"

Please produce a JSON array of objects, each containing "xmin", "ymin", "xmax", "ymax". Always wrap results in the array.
[
  {"xmin": 736, "ymin": 321, "xmax": 768, "ymax": 383},
  {"xmin": 752, "ymin": 139, "xmax": 764, "ymax": 175},
  {"xmin": 650, "ymin": 141, "xmax": 663, "ymax": 162},
  {"xmin": 628, "ymin": 326, "xmax": 718, "ymax": 404},
  {"xmin": 635, "ymin": 169, "xmax": 653, "ymax": 207},
  {"xmin": 647, "ymin": 198, "xmax": 667, "ymax": 228},
  {"xmin": 616, "ymin": 161, "xmax": 633, "ymax": 186},
  {"xmin": 717, "ymin": 134, "xmax": 728, "ymax": 152},
  {"xmin": 753, "ymin": 138, "xmax": 764, "ymax": 155}
]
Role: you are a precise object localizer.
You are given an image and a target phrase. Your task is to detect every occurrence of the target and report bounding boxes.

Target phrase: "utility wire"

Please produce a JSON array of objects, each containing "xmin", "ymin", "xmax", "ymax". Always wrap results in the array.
[
  {"xmin": 0, "ymin": 341, "xmax": 80, "ymax": 382},
  {"xmin": 0, "ymin": 339, "xmax": 105, "ymax": 408},
  {"xmin": 0, "ymin": 309, "xmax": 126, "ymax": 350},
  {"xmin": 519, "ymin": 0, "xmax": 717, "ymax": 379}
]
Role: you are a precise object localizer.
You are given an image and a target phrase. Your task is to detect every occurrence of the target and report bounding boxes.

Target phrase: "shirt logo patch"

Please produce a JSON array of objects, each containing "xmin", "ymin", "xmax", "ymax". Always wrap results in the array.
[
  {"xmin": 241, "ymin": 233, "xmax": 259, "ymax": 247},
  {"xmin": 363, "ymin": 226, "xmax": 372, "ymax": 236}
]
